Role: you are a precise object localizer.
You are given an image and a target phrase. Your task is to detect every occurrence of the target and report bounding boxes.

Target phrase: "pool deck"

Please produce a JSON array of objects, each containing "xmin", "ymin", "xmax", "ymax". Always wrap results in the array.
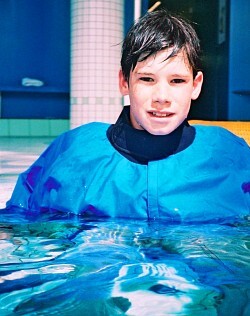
[{"xmin": 0, "ymin": 137, "xmax": 54, "ymax": 209}]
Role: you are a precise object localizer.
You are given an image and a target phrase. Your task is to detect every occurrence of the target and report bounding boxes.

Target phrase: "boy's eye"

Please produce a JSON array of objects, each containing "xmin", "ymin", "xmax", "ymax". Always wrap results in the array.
[
  {"xmin": 139, "ymin": 77, "xmax": 154, "ymax": 82},
  {"xmin": 171, "ymin": 78, "xmax": 186, "ymax": 84}
]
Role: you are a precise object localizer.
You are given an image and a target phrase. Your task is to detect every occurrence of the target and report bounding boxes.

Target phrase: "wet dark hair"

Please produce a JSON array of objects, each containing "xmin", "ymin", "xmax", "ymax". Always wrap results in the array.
[{"xmin": 121, "ymin": 9, "xmax": 201, "ymax": 82}]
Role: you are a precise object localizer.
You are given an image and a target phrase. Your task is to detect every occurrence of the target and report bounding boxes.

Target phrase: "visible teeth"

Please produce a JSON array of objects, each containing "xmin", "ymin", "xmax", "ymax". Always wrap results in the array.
[{"xmin": 152, "ymin": 112, "xmax": 168, "ymax": 117}]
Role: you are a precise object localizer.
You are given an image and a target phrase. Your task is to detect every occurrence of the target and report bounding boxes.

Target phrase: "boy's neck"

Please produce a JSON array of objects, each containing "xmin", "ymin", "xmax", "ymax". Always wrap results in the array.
[{"xmin": 107, "ymin": 106, "xmax": 195, "ymax": 164}]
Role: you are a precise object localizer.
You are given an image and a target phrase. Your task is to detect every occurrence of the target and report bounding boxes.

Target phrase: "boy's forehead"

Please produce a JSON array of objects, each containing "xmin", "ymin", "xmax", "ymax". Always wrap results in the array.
[{"xmin": 133, "ymin": 49, "xmax": 192, "ymax": 73}]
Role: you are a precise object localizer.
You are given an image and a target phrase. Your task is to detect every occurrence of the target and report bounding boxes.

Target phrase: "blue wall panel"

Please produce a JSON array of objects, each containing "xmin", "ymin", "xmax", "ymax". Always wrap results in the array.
[
  {"xmin": 2, "ymin": 92, "xmax": 69, "ymax": 119},
  {"xmin": 228, "ymin": 0, "xmax": 250, "ymax": 120},
  {"xmin": 0, "ymin": 0, "xmax": 70, "ymax": 118}
]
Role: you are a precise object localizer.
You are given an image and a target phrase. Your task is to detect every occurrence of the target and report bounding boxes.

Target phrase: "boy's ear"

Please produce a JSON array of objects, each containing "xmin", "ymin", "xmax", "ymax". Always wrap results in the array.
[
  {"xmin": 191, "ymin": 71, "xmax": 203, "ymax": 100},
  {"xmin": 119, "ymin": 69, "xmax": 129, "ymax": 95}
]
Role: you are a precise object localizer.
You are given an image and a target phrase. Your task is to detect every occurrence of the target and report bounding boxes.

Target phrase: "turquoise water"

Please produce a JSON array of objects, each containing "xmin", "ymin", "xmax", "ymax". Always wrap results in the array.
[{"xmin": 0, "ymin": 209, "xmax": 249, "ymax": 315}]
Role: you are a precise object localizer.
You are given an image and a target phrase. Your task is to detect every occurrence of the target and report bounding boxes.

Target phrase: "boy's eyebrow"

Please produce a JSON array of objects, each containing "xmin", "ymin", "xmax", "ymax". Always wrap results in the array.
[
  {"xmin": 135, "ymin": 71, "xmax": 155, "ymax": 75},
  {"xmin": 170, "ymin": 73, "xmax": 191, "ymax": 78}
]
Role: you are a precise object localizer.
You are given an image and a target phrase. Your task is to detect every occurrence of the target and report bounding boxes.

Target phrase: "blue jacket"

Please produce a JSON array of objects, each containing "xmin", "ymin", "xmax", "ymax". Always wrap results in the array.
[{"xmin": 6, "ymin": 123, "xmax": 250, "ymax": 223}]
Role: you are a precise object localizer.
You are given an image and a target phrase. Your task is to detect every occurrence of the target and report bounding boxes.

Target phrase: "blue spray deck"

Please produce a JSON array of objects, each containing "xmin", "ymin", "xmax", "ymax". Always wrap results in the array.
[{"xmin": 0, "ymin": 138, "xmax": 249, "ymax": 315}]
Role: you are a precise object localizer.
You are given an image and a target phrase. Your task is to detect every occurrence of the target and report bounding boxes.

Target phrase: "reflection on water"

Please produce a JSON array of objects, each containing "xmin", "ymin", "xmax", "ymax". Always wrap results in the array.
[{"xmin": 0, "ymin": 210, "xmax": 249, "ymax": 315}]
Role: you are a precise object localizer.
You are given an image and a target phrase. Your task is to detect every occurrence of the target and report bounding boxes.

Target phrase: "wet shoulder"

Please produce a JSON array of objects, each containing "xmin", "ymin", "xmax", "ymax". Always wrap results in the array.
[
  {"xmin": 44, "ymin": 122, "xmax": 110, "ymax": 156},
  {"xmin": 67, "ymin": 122, "xmax": 109, "ymax": 138},
  {"xmin": 186, "ymin": 125, "xmax": 250, "ymax": 168},
  {"xmin": 193, "ymin": 125, "xmax": 249, "ymax": 149},
  {"xmin": 60, "ymin": 122, "xmax": 110, "ymax": 144}
]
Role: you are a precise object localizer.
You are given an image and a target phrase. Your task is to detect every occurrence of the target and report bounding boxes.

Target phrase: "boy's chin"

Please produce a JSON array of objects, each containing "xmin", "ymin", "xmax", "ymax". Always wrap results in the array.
[
  {"xmin": 133, "ymin": 119, "xmax": 183, "ymax": 135},
  {"xmin": 145, "ymin": 127, "xmax": 176, "ymax": 136},
  {"xmin": 145, "ymin": 120, "xmax": 186, "ymax": 135}
]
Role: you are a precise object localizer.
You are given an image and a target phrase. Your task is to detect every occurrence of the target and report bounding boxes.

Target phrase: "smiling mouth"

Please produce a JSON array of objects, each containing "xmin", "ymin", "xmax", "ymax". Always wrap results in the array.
[{"xmin": 151, "ymin": 112, "xmax": 173, "ymax": 117}]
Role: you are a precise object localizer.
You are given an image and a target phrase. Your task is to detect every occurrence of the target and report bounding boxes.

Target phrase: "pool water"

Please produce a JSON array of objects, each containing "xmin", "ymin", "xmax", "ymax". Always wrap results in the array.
[{"xmin": 0, "ymin": 209, "xmax": 249, "ymax": 316}]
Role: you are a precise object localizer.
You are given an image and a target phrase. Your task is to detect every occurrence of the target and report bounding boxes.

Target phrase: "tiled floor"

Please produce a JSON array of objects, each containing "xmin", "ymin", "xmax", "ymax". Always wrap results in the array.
[{"xmin": 0, "ymin": 137, "xmax": 54, "ymax": 208}]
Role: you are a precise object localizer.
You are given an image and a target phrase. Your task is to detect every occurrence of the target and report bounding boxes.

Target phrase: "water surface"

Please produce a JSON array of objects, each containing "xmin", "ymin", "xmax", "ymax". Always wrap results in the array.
[{"xmin": 0, "ymin": 210, "xmax": 249, "ymax": 315}]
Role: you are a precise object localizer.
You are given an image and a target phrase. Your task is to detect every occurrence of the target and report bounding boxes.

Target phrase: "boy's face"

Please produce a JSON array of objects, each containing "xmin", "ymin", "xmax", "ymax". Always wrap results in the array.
[{"xmin": 119, "ymin": 49, "xmax": 203, "ymax": 135}]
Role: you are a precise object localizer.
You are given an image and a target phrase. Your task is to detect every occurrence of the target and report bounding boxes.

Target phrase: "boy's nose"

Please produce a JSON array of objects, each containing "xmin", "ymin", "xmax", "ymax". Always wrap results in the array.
[{"xmin": 152, "ymin": 84, "xmax": 171, "ymax": 107}]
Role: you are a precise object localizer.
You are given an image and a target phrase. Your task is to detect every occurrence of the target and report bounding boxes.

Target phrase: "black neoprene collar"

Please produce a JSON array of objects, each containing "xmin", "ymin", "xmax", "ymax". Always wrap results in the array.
[{"xmin": 107, "ymin": 106, "xmax": 195, "ymax": 164}]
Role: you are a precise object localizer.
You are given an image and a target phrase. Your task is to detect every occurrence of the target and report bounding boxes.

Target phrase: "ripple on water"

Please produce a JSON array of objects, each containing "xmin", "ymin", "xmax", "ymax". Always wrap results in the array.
[{"xmin": 0, "ymin": 216, "xmax": 249, "ymax": 315}]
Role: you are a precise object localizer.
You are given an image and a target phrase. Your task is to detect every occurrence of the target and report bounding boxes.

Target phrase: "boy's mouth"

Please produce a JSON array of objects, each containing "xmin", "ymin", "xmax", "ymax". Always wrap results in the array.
[{"xmin": 150, "ymin": 111, "xmax": 173, "ymax": 118}]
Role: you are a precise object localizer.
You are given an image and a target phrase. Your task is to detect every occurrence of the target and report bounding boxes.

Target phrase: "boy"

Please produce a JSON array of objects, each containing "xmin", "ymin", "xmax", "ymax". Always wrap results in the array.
[{"xmin": 5, "ymin": 10, "xmax": 250, "ymax": 223}]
